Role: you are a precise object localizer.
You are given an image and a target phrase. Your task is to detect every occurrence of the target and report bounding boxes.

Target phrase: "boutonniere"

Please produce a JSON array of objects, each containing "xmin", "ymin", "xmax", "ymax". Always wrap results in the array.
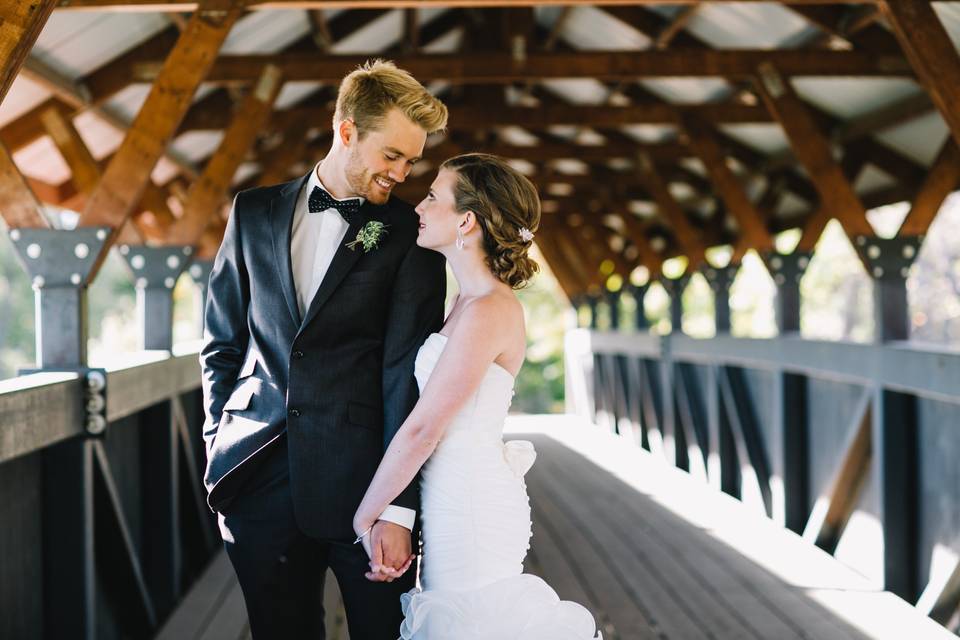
[{"xmin": 345, "ymin": 221, "xmax": 389, "ymax": 253}]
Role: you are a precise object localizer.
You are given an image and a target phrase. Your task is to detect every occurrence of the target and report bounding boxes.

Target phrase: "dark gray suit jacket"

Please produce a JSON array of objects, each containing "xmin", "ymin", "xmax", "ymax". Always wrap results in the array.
[{"xmin": 200, "ymin": 172, "xmax": 446, "ymax": 539}]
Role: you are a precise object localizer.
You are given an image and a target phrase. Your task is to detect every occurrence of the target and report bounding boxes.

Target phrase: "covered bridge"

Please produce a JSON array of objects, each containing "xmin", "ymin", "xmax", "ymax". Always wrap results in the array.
[{"xmin": 2, "ymin": 1, "xmax": 960, "ymax": 638}]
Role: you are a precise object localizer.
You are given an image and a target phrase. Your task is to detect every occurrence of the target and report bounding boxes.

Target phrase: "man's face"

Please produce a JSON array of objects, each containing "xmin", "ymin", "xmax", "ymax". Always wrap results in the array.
[{"xmin": 344, "ymin": 108, "xmax": 427, "ymax": 205}]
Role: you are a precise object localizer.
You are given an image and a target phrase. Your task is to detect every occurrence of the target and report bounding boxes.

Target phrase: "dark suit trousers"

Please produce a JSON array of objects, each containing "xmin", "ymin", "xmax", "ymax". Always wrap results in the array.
[{"xmin": 218, "ymin": 434, "xmax": 415, "ymax": 639}]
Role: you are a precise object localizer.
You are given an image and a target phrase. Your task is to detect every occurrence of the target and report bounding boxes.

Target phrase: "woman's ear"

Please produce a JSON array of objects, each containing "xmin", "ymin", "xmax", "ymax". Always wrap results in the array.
[{"xmin": 460, "ymin": 211, "xmax": 478, "ymax": 235}]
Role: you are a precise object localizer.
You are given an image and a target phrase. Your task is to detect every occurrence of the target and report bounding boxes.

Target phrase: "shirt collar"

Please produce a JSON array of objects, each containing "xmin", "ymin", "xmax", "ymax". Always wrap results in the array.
[{"xmin": 308, "ymin": 162, "xmax": 365, "ymax": 207}]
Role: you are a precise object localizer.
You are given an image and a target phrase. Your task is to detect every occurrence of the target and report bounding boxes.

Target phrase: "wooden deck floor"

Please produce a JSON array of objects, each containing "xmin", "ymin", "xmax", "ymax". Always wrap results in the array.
[{"xmin": 157, "ymin": 415, "xmax": 952, "ymax": 640}]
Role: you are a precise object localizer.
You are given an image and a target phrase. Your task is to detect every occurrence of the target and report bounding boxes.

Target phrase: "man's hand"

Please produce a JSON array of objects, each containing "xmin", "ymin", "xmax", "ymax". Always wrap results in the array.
[{"xmin": 364, "ymin": 520, "xmax": 415, "ymax": 582}]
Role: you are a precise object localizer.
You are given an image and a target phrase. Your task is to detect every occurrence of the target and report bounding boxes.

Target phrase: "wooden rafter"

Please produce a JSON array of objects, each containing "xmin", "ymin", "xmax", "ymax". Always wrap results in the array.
[
  {"xmin": 166, "ymin": 65, "xmax": 284, "ymax": 245},
  {"xmin": 754, "ymin": 62, "xmax": 873, "ymax": 249},
  {"xmin": 636, "ymin": 153, "xmax": 707, "ymax": 269},
  {"xmin": 654, "ymin": 6, "xmax": 700, "ymax": 50},
  {"xmin": 0, "ymin": 145, "xmax": 49, "ymax": 228},
  {"xmin": 880, "ymin": 0, "xmax": 960, "ymax": 149},
  {"xmin": 39, "ymin": 107, "xmax": 179, "ymax": 244},
  {"xmin": 79, "ymin": 3, "xmax": 242, "ymax": 243},
  {"xmin": 179, "ymin": 101, "xmax": 772, "ymax": 134},
  {"xmin": 899, "ymin": 139, "xmax": 960, "ymax": 237},
  {"xmin": 0, "ymin": 0, "xmax": 57, "ymax": 104},
  {"xmin": 123, "ymin": 50, "xmax": 913, "ymax": 86},
  {"xmin": 681, "ymin": 115, "xmax": 772, "ymax": 252}
]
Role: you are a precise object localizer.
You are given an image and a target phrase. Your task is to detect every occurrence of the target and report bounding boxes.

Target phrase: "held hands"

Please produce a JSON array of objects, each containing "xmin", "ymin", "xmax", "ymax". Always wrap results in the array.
[{"xmin": 355, "ymin": 520, "xmax": 415, "ymax": 582}]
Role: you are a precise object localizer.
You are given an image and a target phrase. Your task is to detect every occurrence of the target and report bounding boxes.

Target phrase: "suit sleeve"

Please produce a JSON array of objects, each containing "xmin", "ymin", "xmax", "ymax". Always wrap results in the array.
[
  {"xmin": 199, "ymin": 194, "xmax": 250, "ymax": 460},
  {"xmin": 381, "ymin": 237, "xmax": 447, "ymax": 513}
]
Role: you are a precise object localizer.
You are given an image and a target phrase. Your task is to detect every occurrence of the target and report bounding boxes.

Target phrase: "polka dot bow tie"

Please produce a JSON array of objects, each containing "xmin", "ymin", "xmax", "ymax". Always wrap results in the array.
[{"xmin": 308, "ymin": 186, "xmax": 362, "ymax": 223}]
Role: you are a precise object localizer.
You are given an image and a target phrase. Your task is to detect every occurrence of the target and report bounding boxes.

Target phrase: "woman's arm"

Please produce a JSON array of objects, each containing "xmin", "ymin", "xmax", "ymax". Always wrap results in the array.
[{"xmin": 353, "ymin": 295, "xmax": 514, "ymax": 535}]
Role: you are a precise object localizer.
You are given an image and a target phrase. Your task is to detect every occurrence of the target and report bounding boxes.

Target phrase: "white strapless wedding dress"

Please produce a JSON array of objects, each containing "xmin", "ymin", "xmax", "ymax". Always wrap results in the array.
[{"xmin": 399, "ymin": 333, "xmax": 601, "ymax": 639}]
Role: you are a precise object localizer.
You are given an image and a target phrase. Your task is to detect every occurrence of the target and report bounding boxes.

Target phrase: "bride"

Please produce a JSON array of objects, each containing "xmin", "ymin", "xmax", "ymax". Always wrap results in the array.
[{"xmin": 352, "ymin": 153, "xmax": 601, "ymax": 639}]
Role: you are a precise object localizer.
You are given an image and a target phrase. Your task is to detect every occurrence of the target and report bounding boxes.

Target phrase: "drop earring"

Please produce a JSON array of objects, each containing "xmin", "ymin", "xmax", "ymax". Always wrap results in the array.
[{"xmin": 456, "ymin": 228, "xmax": 465, "ymax": 250}]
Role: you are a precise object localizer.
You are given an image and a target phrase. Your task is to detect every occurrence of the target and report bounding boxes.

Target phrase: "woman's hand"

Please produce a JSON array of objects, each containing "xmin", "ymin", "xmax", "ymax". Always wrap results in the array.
[{"xmin": 354, "ymin": 516, "xmax": 375, "ymax": 557}]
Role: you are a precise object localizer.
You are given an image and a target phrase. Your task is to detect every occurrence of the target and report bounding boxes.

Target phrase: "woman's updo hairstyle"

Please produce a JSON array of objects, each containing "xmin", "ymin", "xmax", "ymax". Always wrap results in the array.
[{"xmin": 439, "ymin": 153, "xmax": 541, "ymax": 289}]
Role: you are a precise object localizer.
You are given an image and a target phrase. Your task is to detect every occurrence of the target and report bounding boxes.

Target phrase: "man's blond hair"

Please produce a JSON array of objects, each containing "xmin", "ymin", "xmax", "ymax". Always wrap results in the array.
[{"xmin": 334, "ymin": 59, "xmax": 448, "ymax": 137}]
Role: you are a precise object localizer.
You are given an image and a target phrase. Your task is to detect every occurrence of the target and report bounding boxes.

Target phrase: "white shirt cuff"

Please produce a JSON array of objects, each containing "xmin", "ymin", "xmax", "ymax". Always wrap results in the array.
[{"xmin": 378, "ymin": 505, "xmax": 416, "ymax": 531}]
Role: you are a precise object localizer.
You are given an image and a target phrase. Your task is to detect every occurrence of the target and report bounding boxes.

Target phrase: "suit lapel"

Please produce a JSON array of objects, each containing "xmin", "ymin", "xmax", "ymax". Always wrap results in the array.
[
  {"xmin": 270, "ymin": 173, "xmax": 308, "ymax": 328},
  {"xmin": 299, "ymin": 200, "xmax": 387, "ymax": 332}
]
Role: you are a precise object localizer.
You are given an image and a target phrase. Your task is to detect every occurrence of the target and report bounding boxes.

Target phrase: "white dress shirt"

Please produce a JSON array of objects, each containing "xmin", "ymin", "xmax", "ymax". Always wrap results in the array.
[{"xmin": 290, "ymin": 163, "xmax": 416, "ymax": 531}]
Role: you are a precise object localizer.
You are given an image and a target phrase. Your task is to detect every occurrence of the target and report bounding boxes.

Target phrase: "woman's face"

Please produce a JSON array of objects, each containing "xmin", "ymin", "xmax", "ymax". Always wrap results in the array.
[{"xmin": 415, "ymin": 168, "xmax": 463, "ymax": 251}]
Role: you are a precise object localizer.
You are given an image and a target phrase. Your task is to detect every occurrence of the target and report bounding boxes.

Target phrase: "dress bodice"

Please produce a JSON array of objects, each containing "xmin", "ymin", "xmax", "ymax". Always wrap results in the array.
[{"xmin": 414, "ymin": 332, "xmax": 516, "ymax": 447}]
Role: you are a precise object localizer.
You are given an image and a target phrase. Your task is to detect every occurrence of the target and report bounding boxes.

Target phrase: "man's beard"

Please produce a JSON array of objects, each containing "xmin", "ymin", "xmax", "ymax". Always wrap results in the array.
[{"xmin": 345, "ymin": 149, "xmax": 390, "ymax": 205}]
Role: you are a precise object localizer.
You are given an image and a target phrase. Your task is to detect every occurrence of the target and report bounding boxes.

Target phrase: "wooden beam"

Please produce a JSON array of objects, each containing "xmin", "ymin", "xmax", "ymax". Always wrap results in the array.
[
  {"xmin": 58, "ymin": 0, "xmax": 879, "ymax": 7},
  {"xmin": 681, "ymin": 115, "xmax": 772, "ymax": 252},
  {"xmin": 0, "ymin": 0, "xmax": 57, "ymax": 103},
  {"xmin": 547, "ymin": 223, "xmax": 599, "ymax": 292},
  {"xmin": 831, "ymin": 91, "xmax": 933, "ymax": 145},
  {"xmin": 789, "ymin": 5, "xmax": 901, "ymax": 54},
  {"xmin": 166, "ymin": 65, "xmax": 283, "ymax": 245},
  {"xmin": 754, "ymin": 63, "xmax": 873, "ymax": 249},
  {"xmin": 307, "ymin": 9, "xmax": 333, "ymax": 50},
  {"xmin": 655, "ymin": 6, "xmax": 700, "ymax": 50},
  {"xmin": 616, "ymin": 213, "xmax": 663, "ymax": 277},
  {"xmin": 126, "ymin": 50, "xmax": 913, "ymax": 86},
  {"xmin": 84, "ymin": 26, "xmax": 180, "ymax": 106},
  {"xmin": 403, "ymin": 8, "xmax": 419, "ymax": 53},
  {"xmin": 803, "ymin": 389, "xmax": 872, "ymax": 554},
  {"xmin": 78, "ymin": 3, "xmax": 241, "ymax": 246},
  {"xmin": 39, "ymin": 107, "xmax": 177, "ymax": 244},
  {"xmin": 636, "ymin": 153, "xmax": 707, "ymax": 268},
  {"xmin": 531, "ymin": 230, "xmax": 583, "ymax": 300},
  {"xmin": 899, "ymin": 139, "xmax": 960, "ymax": 237},
  {"xmin": 0, "ymin": 144, "xmax": 49, "ymax": 228},
  {"xmin": 39, "ymin": 106, "xmax": 101, "ymax": 194},
  {"xmin": 187, "ymin": 101, "xmax": 772, "ymax": 133},
  {"xmin": 880, "ymin": 0, "xmax": 960, "ymax": 149}
]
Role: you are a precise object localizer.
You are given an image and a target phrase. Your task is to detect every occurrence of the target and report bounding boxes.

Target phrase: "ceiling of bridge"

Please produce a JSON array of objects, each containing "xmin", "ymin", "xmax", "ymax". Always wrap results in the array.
[{"xmin": 3, "ymin": 2, "xmax": 960, "ymax": 298}]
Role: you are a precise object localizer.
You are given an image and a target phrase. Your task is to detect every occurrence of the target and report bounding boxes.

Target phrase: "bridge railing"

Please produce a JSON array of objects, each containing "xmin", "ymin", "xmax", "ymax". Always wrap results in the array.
[
  {"xmin": 566, "ymin": 326, "xmax": 960, "ymax": 629},
  {"xmin": 0, "ymin": 348, "xmax": 213, "ymax": 639}
]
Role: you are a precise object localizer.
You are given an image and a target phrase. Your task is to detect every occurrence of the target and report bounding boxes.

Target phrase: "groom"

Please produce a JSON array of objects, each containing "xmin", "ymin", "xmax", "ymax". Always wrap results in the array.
[{"xmin": 200, "ymin": 60, "xmax": 448, "ymax": 638}]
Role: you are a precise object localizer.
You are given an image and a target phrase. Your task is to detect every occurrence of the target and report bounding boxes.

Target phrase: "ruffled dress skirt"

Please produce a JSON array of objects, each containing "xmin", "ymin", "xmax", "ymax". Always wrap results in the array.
[{"xmin": 398, "ymin": 438, "xmax": 601, "ymax": 640}]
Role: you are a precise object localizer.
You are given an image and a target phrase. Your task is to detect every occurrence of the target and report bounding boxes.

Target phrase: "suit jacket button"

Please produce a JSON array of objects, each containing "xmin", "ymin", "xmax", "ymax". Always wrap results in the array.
[
  {"xmin": 290, "ymin": 408, "xmax": 301, "ymax": 417},
  {"xmin": 292, "ymin": 350, "xmax": 304, "ymax": 359}
]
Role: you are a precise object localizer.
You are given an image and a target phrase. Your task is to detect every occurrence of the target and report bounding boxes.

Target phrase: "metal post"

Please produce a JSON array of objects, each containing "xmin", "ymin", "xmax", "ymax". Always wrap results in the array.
[
  {"xmin": 629, "ymin": 283, "xmax": 650, "ymax": 330},
  {"xmin": 703, "ymin": 264, "xmax": 738, "ymax": 334},
  {"xmin": 854, "ymin": 235, "xmax": 923, "ymax": 343},
  {"xmin": 8, "ymin": 226, "xmax": 111, "ymax": 640},
  {"xmin": 587, "ymin": 294, "xmax": 600, "ymax": 330},
  {"xmin": 855, "ymin": 234, "xmax": 923, "ymax": 600},
  {"xmin": 767, "ymin": 251, "xmax": 811, "ymax": 335},
  {"xmin": 606, "ymin": 288, "xmax": 622, "ymax": 331},
  {"xmin": 120, "ymin": 245, "xmax": 193, "ymax": 351},
  {"xmin": 780, "ymin": 371, "xmax": 808, "ymax": 533},
  {"xmin": 661, "ymin": 274, "xmax": 691, "ymax": 335},
  {"xmin": 119, "ymin": 244, "xmax": 191, "ymax": 614}
]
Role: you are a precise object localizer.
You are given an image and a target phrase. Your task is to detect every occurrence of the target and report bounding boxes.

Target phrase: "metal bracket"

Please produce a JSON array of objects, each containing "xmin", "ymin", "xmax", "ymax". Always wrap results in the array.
[
  {"xmin": 187, "ymin": 258, "xmax": 214, "ymax": 286},
  {"xmin": 765, "ymin": 250, "xmax": 813, "ymax": 287},
  {"xmin": 659, "ymin": 274, "xmax": 692, "ymax": 297},
  {"xmin": 118, "ymin": 244, "xmax": 193, "ymax": 290},
  {"xmin": 7, "ymin": 227, "xmax": 112, "ymax": 287},
  {"xmin": 702, "ymin": 264, "xmax": 739, "ymax": 294},
  {"xmin": 853, "ymin": 235, "xmax": 924, "ymax": 281}
]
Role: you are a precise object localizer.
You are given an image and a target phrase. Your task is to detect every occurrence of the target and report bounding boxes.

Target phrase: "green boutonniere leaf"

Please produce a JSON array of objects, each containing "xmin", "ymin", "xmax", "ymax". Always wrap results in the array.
[{"xmin": 346, "ymin": 221, "xmax": 389, "ymax": 253}]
